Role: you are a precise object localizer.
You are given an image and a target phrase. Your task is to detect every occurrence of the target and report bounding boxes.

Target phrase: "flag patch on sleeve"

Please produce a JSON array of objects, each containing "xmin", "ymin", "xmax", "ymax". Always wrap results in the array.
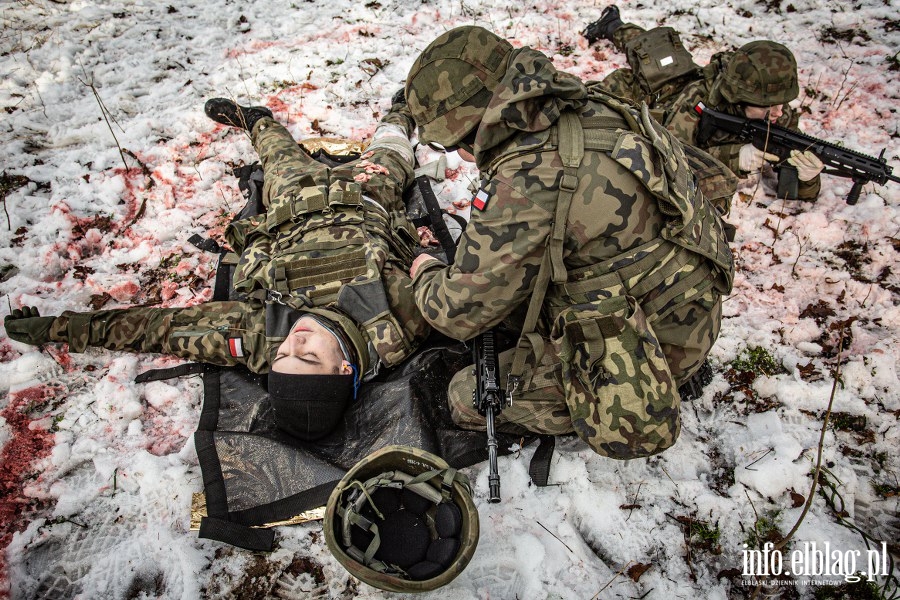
[
  {"xmin": 472, "ymin": 188, "xmax": 490, "ymax": 211},
  {"xmin": 228, "ymin": 338, "xmax": 244, "ymax": 358}
]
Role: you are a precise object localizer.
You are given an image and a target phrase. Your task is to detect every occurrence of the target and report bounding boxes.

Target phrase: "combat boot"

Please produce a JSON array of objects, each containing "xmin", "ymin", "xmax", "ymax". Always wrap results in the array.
[
  {"xmin": 204, "ymin": 98, "xmax": 273, "ymax": 130},
  {"xmin": 582, "ymin": 5, "xmax": 623, "ymax": 45}
]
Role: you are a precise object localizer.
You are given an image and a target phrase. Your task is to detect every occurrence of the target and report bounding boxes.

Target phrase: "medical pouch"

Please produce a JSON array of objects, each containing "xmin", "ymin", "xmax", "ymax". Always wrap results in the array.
[{"xmin": 552, "ymin": 294, "xmax": 681, "ymax": 459}]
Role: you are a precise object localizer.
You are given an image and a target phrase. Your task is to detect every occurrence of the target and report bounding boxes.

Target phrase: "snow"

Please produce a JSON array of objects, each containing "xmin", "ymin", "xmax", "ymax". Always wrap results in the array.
[{"xmin": 1, "ymin": 0, "xmax": 899, "ymax": 598}]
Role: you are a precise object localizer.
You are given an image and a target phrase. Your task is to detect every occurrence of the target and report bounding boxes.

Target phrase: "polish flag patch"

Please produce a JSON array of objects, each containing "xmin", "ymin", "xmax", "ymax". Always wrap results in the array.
[
  {"xmin": 228, "ymin": 338, "xmax": 244, "ymax": 358},
  {"xmin": 472, "ymin": 188, "xmax": 490, "ymax": 211}
]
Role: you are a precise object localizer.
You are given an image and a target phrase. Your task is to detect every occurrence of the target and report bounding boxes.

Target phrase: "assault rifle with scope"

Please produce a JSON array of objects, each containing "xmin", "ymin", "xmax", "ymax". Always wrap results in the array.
[{"xmin": 694, "ymin": 102, "xmax": 899, "ymax": 205}]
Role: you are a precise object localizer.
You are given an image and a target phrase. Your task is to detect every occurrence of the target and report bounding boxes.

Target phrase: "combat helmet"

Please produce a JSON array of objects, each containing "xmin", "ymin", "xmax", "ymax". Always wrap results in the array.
[
  {"xmin": 405, "ymin": 26, "xmax": 513, "ymax": 147},
  {"xmin": 717, "ymin": 40, "xmax": 799, "ymax": 106},
  {"xmin": 324, "ymin": 445, "xmax": 479, "ymax": 593}
]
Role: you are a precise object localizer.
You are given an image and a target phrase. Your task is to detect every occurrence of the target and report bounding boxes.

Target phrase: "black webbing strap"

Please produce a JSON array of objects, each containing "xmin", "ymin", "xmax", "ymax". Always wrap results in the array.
[
  {"xmin": 227, "ymin": 482, "xmax": 337, "ymax": 527},
  {"xmin": 528, "ymin": 435, "xmax": 555, "ymax": 487},
  {"xmin": 416, "ymin": 176, "xmax": 457, "ymax": 263},
  {"xmin": 197, "ymin": 365, "xmax": 221, "ymax": 432},
  {"xmin": 187, "ymin": 233, "xmax": 223, "ymax": 254},
  {"xmin": 134, "ymin": 363, "xmax": 206, "ymax": 384},
  {"xmin": 199, "ymin": 516, "xmax": 275, "ymax": 552}
]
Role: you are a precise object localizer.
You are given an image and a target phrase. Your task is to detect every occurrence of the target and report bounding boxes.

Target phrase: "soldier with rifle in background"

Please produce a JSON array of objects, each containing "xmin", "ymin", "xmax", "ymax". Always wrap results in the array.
[{"xmin": 584, "ymin": 5, "xmax": 825, "ymax": 202}]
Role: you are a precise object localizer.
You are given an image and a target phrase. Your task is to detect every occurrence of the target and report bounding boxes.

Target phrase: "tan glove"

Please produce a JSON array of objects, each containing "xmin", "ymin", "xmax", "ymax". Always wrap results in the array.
[
  {"xmin": 739, "ymin": 144, "xmax": 779, "ymax": 173},
  {"xmin": 787, "ymin": 149, "xmax": 825, "ymax": 182}
]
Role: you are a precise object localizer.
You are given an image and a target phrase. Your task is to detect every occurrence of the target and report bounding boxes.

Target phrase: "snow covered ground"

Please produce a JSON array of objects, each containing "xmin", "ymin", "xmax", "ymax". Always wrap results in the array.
[{"xmin": 1, "ymin": 0, "xmax": 898, "ymax": 598}]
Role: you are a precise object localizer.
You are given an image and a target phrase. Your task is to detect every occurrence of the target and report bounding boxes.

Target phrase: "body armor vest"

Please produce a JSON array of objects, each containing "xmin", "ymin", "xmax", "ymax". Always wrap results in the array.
[{"xmin": 225, "ymin": 168, "xmax": 419, "ymax": 372}]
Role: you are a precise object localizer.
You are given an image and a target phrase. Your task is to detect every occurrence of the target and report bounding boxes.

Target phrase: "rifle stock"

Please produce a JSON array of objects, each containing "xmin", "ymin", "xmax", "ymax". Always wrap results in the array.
[{"xmin": 694, "ymin": 102, "xmax": 899, "ymax": 204}]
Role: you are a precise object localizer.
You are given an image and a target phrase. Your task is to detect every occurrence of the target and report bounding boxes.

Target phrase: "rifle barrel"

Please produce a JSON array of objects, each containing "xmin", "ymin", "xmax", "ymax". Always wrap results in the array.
[{"xmin": 485, "ymin": 403, "xmax": 501, "ymax": 503}]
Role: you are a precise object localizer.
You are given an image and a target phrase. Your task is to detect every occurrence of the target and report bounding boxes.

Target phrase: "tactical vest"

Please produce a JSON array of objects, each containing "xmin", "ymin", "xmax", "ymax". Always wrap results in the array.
[
  {"xmin": 489, "ymin": 89, "xmax": 734, "ymax": 458},
  {"xmin": 225, "ymin": 166, "xmax": 420, "ymax": 371}
]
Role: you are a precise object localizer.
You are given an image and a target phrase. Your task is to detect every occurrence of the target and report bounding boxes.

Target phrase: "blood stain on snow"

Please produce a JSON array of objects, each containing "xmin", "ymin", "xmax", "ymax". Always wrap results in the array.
[
  {"xmin": 444, "ymin": 166, "xmax": 464, "ymax": 181},
  {"xmin": 0, "ymin": 340, "xmax": 20, "ymax": 363},
  {"xmin": 0, "ymin": 385, "xmax": 58, "ymax": 588}
]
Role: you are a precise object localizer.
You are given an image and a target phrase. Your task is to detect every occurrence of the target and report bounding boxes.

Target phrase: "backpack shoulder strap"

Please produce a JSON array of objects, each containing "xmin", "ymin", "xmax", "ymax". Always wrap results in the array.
[{"xmin": 508, "ymin": 111, "xmax": 583, "ymax": 396}]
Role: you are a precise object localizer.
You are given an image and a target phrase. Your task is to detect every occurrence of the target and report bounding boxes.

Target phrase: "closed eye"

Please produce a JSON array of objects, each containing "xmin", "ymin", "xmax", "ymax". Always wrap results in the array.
[{"xmin": 273, "ymin": 353, "xmax": 320, "ymax": 365}]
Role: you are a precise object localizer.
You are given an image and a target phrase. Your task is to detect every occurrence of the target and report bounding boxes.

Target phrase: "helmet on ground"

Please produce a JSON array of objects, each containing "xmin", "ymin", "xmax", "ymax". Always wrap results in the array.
[
  {"xmin": 324, "ymin": 445, "xmax": 479, "ymax": 593},
  {"xmin": 718, "ymin": 40, "xmax": 799, "ymax": 106},
  {"xmin": 404, "ymin": 26, "xmax": 512, "ymax": 147}
]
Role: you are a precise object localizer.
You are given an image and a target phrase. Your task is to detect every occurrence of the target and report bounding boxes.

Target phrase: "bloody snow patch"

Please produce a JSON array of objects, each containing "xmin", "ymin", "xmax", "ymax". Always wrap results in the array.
[
  {"xmin": 0, "ymin": 386, "xmax": 58, "ymax": 590},
  {"xmin": 444, "ymin": 166, "xmax": 465, "ymax": 181},
  {"xmin": 0, "ymin": 341, "xmax": 20, "ymax": 364},
  {"xmin": 107, "ymin": 281, "xmax": 140, "ymax": 303},
  {"xmin": 224, "ymin": 39, "xmax": 280, "ymax": 60},
  {"xmin": 42, "ymin": 345, "xmax": 74, "ymax": 373}
]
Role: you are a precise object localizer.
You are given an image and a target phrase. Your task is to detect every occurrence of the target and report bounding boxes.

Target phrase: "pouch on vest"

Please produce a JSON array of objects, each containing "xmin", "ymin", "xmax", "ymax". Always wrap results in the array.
[
  {"xmin": 625, "ymin": 27, "xmax": 700, "ymax": 96},
  {"xmin": 551, "ymin": 293, "xmax": 680, "ymax": 460},
  {"xmin": 681, "ymin": 144, "xmax": 737, "ymax": 216}
]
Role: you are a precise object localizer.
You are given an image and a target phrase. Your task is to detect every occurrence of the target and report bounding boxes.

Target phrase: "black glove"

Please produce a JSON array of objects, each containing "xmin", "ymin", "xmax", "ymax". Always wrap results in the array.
[
  {"xmin": 391, "ymin": 87, "xmax": 407, "ymax": 107},
  {"xmin": 5, "ymin": 306, "xmax": 57, "ymax": 346}
]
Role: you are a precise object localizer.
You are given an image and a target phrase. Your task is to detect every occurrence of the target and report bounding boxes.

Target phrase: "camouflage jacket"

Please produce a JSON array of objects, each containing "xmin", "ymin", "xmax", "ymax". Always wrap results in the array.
[
  {"xmin": 662, "ymin": 52, "xmax": 821, "ymax": 200},
  {"xmin": 412, "ymin": 46, "xmax": 733, "ymax": 343},
  {"xmin": 46, "ymin": 300, "xmax": 380, "ymax": 375},
  {"xmin": 47, "ymin": 117, "xmax": 429, "ymax": 375},
  {"xmin": 48, "ymin": 300, "xmax": 270, "ymax": 374}
]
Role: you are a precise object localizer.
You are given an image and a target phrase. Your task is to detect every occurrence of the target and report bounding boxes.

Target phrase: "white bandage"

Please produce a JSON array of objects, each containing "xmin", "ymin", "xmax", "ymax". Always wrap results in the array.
[{"xmin": 368, "ymin": 123, "xmax": 414, "ymax": 166}]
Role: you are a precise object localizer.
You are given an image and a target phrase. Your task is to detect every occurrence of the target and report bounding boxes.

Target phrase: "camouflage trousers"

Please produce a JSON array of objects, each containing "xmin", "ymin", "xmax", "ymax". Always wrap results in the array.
[
  {"xmin": 251, "ymin": 118, "xmax": 411, "ymax": 214},
  {"xmin": 447, "ymin": 290, "xmax": 722, "ymax": 435},
  {"xmin": 611, "ymin": 23, "xmax": 646, "ymax": 53},
  {"xmin": 253, "ymin": 119, "xmax": 321, "ymax": 211}
]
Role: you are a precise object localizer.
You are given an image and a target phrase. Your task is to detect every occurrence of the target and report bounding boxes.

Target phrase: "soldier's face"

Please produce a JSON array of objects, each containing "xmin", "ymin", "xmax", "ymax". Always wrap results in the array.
[
  {"xmin": 744, "ymin": 104, "xmax": 784, "ymax": 122},
  {"xmin": 271, "ymin": 316, "xmax": 348, "ymax": 375}
]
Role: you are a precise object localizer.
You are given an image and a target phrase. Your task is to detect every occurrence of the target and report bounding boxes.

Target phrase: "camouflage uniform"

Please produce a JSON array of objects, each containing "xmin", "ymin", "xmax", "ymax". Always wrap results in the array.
[
  {"xmin": 45, "ymin": 109, "xmax": 429, "ymax": 377},
  {"xmin": 406, "ymin": 27, "xmax": 733, "ymax": 459},
  {"xmin": 597, "ymin": 25, "xmax": 821, "ymax": 201}
]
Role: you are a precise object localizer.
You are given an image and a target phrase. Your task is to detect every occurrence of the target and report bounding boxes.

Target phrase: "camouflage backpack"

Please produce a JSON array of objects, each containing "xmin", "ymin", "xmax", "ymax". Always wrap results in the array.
[
  {"xmin": 624, "ymin": 27, "xmax": 700, "ymax": 99},
  {"xmin": 506, "ymin": 89, "xmax": 734, "ymax": 459}
]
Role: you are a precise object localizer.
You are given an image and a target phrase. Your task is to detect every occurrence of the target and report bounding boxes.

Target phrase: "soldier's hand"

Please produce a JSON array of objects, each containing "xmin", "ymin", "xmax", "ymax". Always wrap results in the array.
[
  {"xmin": 788, "ymin": 150, "xmax": 824, "ymax": 182},
  {"xmin": 738, "ymin": 144, "xmax": 779, "ymax": 173},
  {"xmin": 4, "ymin": 306, "xmax": 57, "ymax": 346}
]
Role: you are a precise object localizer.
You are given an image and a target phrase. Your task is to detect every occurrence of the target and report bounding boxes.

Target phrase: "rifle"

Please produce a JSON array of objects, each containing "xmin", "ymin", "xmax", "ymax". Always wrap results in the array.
[
  {"xmin": 409, "ymin": 176, "xmax": 509, "ymax": 501},
  {"xmin": 694, "ymin": 102, "xmax": 900, "ymax": 205},
  {"xmin": 472, "ymin": 329, "xmax": 508, "ymax": 503}
]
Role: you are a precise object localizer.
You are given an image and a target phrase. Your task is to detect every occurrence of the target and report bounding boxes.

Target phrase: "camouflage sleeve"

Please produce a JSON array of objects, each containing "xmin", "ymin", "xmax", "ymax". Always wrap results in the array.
[
  {"xmin": 702, "ymin": 142, "xmax": 744, "ymax": 177},
  {"xmin": 378, "ymin": 101, "xmax": 415, "ymax": 139},
  {"xmin": 48, "ymin": 301, "xmax": 268, "ymax": 371},
  {"xmin": 412, "ymin": 176, "xmax": 552, "ymax": 340},
  {"xmin": 796, "ymin": 176, "xmax": 821, "ymax": 200},
  {"xmin": 382, "ymin": 260, "xmax": 431, "ymax": 350}
]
